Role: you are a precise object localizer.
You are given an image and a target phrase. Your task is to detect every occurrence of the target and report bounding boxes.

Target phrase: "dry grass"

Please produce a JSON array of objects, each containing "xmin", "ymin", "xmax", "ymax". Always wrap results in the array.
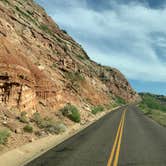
[{"xmin": 147, "ymin": 110, "xmax": 166, "ymax": 127}]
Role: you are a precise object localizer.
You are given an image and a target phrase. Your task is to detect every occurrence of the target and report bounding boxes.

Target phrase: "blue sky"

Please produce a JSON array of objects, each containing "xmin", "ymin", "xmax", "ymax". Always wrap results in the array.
[{"xmin": 36, "ymin": 0, "xmax": 166, "ymax": 95}]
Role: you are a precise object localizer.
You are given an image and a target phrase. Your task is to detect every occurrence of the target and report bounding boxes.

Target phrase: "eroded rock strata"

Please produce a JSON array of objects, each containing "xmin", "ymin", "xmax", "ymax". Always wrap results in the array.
[{"xmin": 0, "ymin": 0, "xmax": 140, "ymax": 113}]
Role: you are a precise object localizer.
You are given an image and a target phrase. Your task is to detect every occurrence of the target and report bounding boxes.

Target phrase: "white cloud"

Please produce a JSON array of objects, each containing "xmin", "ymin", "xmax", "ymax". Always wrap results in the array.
[{"xmin": 40, "ymin": 0, "xmax": 166, "ymax": 82}]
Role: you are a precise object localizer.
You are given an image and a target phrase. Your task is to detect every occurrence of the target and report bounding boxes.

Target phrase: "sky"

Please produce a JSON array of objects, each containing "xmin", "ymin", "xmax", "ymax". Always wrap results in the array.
[{"xmin": 36, "ymin": 0, "xmax": 166, "ymax": 95}]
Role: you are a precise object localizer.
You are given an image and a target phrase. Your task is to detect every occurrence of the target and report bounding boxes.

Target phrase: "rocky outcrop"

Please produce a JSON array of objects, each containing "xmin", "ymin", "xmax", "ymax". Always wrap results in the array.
[
  {"xmin": 0, "ymin": 38, "xmax": 56, "ymax": 112},
  {"xmin": 98, "ymin": 67, "xmax": 140, "ymax": 102},
  {"xmin": 0, "ymin": 0, "xmax": 140, "ymax": 113},
  {"xmin": 0, "ymin": 64, "xmax": 36, "ymax": 111}
]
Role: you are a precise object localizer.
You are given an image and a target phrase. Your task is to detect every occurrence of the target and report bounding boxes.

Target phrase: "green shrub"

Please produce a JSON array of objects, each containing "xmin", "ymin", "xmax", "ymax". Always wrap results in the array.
[
  {"xmin": 1, "ymin": 0, "xmax": 10, "ymax": 5},
  {"xmin": 44, "ymin": 122, "xmax": 66, "ymax": 134},
  {"xmin": 77, "ymin": 54, "xmax": 85, "ymax": 61},
  {"xmin": 91, "ymin": 105, "xmax": 104, "ymax": 114},
  {"xmin": 0, "ymin": 129, "xmax": 10, "ymax": 144},
  {"xmin": 15, "ymin": 6, "xmax": 36, "ymax": 25},
  {"xmin": 38, "ymin": 117, "xmax": 53, "ymax": 129},
  {"xmin": 139, "ymin": 93, "xmax": 166, "ymax": 112},
  {"xmin": 149, "ymin": 110, "xmax": 166, "ymax": 127},
  {"xmin": 115, "ymin": 96, "xmax": 126, "ymax": 105},
  {"xmin": 60, "ymin": 103, "xmax": 80, "ymax": 123},
  {"xmin": 23, "ymin": 125, "xmax": 33, "ymax": 133},
  {"xmin": 19, "ymin": 111, "xmax": 29, "ymax": 123},
  {"xmin": 55, "ymin": 123, "xmax": 66, "ymax": 133},
  {"xmin": 32, "ymin": 112, "xmax": 48, "ymax": 128},
  {"xmin": 26, "ymin": 10, "xmax": 33, "ymax": 16},
  {"xmin": 52, "ymin": 63, "xmax": 57, "ymax": 68},
  {"xmin": 66, "ymin": 71, "xmax": 84, "ymax": 83},
  {"xmin": 61, "ymin": 29, "xmax": 67, "ymax": 34},
  {"xmin": 32, "ymin": 113, "xmax": 66, "ymax": 134},
  {"xmin": 139, "ymin": 93, "xmax": 166, "ymax": 127},
  {"xmin": 39, "ymin": 24, "xmax": 53, "ymax": 36},
  {"xmin": 139, "ymin": 103, "xmax": 152, "ymax": 115},
  {"xmin": 32, "ymin": 112, "xmax": 42, "ymax": 124}
]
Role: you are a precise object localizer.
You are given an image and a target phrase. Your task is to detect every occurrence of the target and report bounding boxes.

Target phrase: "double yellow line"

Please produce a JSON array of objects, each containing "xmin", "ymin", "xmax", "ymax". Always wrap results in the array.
[{"xmin": 107, "ymin": 110, "xmax": 127, "ymax": 166}]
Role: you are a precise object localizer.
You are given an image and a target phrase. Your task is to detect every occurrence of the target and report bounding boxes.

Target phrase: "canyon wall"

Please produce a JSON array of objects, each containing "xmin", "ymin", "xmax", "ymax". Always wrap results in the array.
[{"xmin": 0, "ymin": 0, "xmax": 140, "ymax": 113}]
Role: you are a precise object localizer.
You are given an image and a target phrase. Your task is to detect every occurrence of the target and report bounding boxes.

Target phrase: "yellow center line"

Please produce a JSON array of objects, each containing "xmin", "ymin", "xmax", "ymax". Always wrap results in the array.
[
  {"xmin": 107, "ymin": 112, "xmax": 124, "ymax": 166},
  {"xmin": 113, "ymin": 110, "xmax": 126, "ymax": 166},
  {"xmin": 107, "ymin": 110, "xmax": 127, "ymax": 166}
]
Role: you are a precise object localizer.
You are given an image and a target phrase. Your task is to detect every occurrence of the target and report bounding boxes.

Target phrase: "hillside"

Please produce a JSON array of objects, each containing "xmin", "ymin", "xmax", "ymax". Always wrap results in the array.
[
  {"xmin": 0, "ymin": 0, "xmax": 140, "ymax": 152},
  {"xmin": 139, "ymin": 93, "xmax": 166, "ymax": 126}
]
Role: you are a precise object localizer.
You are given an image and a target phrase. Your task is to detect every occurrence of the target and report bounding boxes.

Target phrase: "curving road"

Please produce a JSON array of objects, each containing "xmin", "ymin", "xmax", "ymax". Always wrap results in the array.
[{"xmin": 26, "ymin": 105, "xmax": 166, "ymax": 166}]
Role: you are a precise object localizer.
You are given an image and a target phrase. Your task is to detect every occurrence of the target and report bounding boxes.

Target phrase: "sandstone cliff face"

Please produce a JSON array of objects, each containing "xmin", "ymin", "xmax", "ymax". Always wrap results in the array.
[{"xmin": 0, "ymin": 0, "xmax": 139, "ymax": 113}]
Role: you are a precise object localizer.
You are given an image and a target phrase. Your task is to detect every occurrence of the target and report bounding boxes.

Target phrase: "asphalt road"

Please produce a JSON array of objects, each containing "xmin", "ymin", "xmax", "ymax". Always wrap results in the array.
[{"xmin": 26, "ymin": 105, "xmax": 166, "ymax": 166}]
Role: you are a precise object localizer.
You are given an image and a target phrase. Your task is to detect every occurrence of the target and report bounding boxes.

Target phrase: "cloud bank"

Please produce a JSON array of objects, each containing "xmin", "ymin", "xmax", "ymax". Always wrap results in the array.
[{"xmin": 36, "ymin": 0, "xmax": 166, "ymax": 85}]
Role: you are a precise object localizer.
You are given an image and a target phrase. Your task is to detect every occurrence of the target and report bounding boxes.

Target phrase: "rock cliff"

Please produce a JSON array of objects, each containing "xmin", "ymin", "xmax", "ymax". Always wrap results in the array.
[{"xmin": 0, "ymin": 0, "xmax": 140, "ymax": 113}]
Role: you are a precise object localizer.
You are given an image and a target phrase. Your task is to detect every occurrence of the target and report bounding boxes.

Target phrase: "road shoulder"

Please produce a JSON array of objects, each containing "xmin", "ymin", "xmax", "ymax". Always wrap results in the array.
[{"xmin": 0, "ymin": 107, "xmax": 120, "ymax": 166}]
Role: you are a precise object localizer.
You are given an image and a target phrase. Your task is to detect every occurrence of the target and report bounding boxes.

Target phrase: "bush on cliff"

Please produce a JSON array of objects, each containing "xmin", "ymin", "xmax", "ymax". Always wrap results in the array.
[
  {"xmin": 115, "ymin": 96, "xmax": 126, "ymax": 105},
  {"xmin": 66, "ymin": 71, "xmax": 84, "ymax": 83},
  {"xmin": 91, "ymin": 105, "xmax": 104, "ymax": 114},
  {"xmin": 60, "ymin": 103, "xmax": 80, "ymax": 123}
]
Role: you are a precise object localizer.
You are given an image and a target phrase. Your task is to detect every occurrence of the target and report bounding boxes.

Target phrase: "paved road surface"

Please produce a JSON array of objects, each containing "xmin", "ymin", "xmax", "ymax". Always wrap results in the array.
[{"xmin": 26, "ymin": 105, "xmax": 166, "ymax": 166}]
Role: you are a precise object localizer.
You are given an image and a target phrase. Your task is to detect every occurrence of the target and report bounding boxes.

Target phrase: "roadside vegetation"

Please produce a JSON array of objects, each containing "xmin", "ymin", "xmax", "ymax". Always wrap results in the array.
[
  {"xmin": 115, "ymin": 96, "xmax": 126, "ymax": 105},
  {"xmin": 60, "ymin": 103, "xmax": 80, "ymax": 123},
  {"xmin": 0, "ymin": 128, "xmax": 10, "ymax": 144},
  {"xmin": 110, "ymin": 96, "xmax": 126, "ymax": 108},
  {"xmin": 32, "ymin": 112, "xmax": 66, "ymax": 134},
  {"xmin": 139, "ymin": 93, "xmax": 166, "ymax": 126},
  {"xmin": 91, "ymin": 105, "xmax": 105, "ymax": 115},
  {"xmin": 23, "ymin": 124, "xmax": 33, "ymax": 133}
]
